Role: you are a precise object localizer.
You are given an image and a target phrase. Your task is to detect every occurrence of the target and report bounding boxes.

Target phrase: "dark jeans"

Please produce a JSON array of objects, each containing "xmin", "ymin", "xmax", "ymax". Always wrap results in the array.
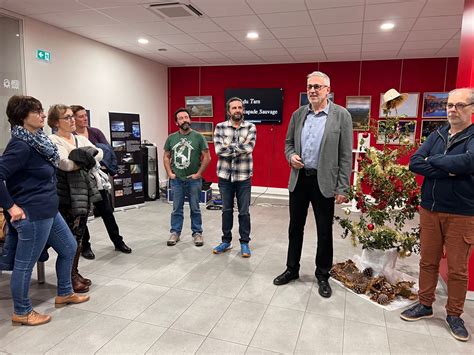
[
  {"xmin": 286, "ymin": 172, "xmax": 335, "ymax": 280},
  {"xmin": 218, "ymin": 177, "xmax": 251, "ymax": 244},
  {"xmin": 82, "ymin": 190, "xmax": 124, "ymax": 249}
]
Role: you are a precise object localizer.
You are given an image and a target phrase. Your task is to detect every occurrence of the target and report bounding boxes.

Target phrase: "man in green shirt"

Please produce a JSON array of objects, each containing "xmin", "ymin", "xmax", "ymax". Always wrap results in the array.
[{"xmin": 163, "ymin": 108, "xmax": 211, "ymax": 247}]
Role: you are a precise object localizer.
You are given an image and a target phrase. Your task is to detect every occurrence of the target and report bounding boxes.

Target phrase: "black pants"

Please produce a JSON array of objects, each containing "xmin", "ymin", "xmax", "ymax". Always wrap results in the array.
[
  {"xmin": 59, "ymin": 208, "xmax": 88, "ymax": 247},
  {"xmin": 286, "ymin": 171, "xmax": 335, "ymax": 280},
  {"xmin": 82, "ymin": 190, "xmax": 123, "ymax": 250}
]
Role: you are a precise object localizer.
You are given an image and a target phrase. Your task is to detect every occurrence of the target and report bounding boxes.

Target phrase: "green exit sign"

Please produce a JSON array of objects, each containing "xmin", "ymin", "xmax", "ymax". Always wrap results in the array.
[{"xmin": 36, "ymin": 49, "xmax": 51, "ymax": 62}]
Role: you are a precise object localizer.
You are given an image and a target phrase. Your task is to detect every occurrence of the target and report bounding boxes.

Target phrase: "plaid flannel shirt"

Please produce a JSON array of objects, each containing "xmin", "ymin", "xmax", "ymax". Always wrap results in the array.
[{"xmin": 213, "ymin": 119, "xmax": 257, "ymax": 182}]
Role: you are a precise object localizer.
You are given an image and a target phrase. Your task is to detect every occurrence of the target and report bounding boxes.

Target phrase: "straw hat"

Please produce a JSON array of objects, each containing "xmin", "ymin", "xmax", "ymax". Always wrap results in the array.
[{"xmin": 382, "ymin": 88, "xmax": 408, "ymax": 110}]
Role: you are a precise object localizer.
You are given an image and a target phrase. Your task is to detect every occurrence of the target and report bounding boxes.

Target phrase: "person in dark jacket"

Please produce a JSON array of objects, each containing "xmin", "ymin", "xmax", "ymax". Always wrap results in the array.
[
  {"xmin": 71, "ymin": 105, "xmax": 131, "ymax": 260},
  {"xmin": 0, "ymin": 96, "xmax": 89, "ymax": 326},
  {"xmin": 400, "ymin": 88, "xmax": 474, "ymax": 342},
  {"xmin": 48, "ymin": 104, "xmax": 103, "ymax": 293}
]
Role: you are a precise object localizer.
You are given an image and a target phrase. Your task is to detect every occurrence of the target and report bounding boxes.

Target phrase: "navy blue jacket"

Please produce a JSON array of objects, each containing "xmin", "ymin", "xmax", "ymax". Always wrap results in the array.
[
  {"xmin": 0, "ymin": 138, "xmax": 59, "ymax": 221},
  {"xmin": 409, "ymin": 124, "xmax": 474, "ymax": 216}
]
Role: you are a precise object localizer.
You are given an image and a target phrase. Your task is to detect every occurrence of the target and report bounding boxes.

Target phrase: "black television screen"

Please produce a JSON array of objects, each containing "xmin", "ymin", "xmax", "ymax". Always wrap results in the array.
[{"xmin": 225, "ymin": 88, "xmax": 284, "ymax": 124}]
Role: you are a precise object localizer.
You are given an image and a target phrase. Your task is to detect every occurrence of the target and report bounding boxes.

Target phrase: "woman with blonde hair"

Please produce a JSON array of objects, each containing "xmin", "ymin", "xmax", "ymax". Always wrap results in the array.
[
  {"xmin": 0, "ymin": 96, "xmax": 89, "ymax": 326},
  {"xmin": 48, "ymin": 104, "xmax": 102, "ymax": 293}
]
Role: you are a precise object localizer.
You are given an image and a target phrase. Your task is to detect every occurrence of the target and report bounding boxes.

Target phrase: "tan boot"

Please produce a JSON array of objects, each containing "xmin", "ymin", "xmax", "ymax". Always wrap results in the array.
[
  {"xmin": 55, "ymin": 293, "xmax": 90, "ymax": 308},
  {"xmin": 12, "ymin": 310, "xmax": 51, "ymax": 326}
]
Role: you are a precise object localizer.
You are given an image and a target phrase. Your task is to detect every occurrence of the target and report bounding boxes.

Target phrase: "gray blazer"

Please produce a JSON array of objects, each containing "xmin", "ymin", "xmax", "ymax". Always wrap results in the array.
[{"xmin": 285, "ymin": 102, "xmax": 353, "ymax": 197}]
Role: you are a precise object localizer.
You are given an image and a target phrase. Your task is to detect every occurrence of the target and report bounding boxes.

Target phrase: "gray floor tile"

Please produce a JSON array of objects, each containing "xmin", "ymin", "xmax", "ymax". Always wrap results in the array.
[
  {"xmin": 96, "ymin": 321, "xmax": 166, "ymax": 354},
  {"xmin": 197, "ymin": 337, "xmax": 247, "ymax": 354},
  {"xmin": 71, "ymin": 278, "xmax": 140, "ymax": 313},
  {"xmin": 146, "ymin": 328, "xmax": 205, "ymax": 354},
  {"xmin": 204, "ymin": 268, "xmax": 252, "ymax": 298},
  {"xmin": 236, "ymin": 273, "xmax": 277, "ymax": 305},
  {"xmin": 174, "ymin": 263, "xmax": 223, "ymax": 292},
  {"xmin": 144, "ymin": 260, "xmax": 199, "ymax": 287},
  {"xmin": 384, "ymin": 309, "xmax": 430, "ymax": 335},
  {"xmin": 344, "ymin": 291, "xmax": 386, "ymax": 327},
  {"xmin": 209, "ymin": 299, "xmax": 267, "ymax": 345},
  {"xmin": 343, "ymin": 320, "xmax": 390, "ymax": 354},
  {"xmin": 101, "ymin": 283, "xmax": 169, "ymax": 319},
  {"xmin": 306, "ymin": 281, "xmax": 346, "ymax": 319},
  {"xmin": 45, "ymin": 314, "xmax": 130, "ymax": 354},
  {"xmin": 4, "ymin": 307, "xmax": 97, "ymax": 353},
  {"xmin": 270, "ymin": 280, "xmax": 312, "ymax": 312},
  {"xmin": 295, "ymin": 313, "xmax": 343, "ymax": 354},
  {"xmin": 171, "ymin": 293, "xmax": 233, "ymax": 336},
  {"xmin": 431, "ymin": 335, "xmax": 474, "ymax": 354},
  {"xmin": 386, "ymin": 327, "xmax": 437, "ymax": 354},
  {"xmin": 135, "ymin": 288, "xmax": 200, "ymax": 327},
  {"xmin": 245, "ymin": 347, "xmax": 280, "ymax": 354},
  {"xmin": 250, "ymin": 305, "xmax": 304, "ymax": 353}
]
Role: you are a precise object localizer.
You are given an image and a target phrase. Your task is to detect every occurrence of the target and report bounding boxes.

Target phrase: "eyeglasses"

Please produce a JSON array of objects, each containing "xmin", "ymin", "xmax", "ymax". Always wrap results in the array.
[
  {"xmin": 60, "ymin": 115, "xmax": 75, "ymax": 121},
  {"xmin": 446, "ymin": 102, "xmax": 473, "ymax": 110},
  {"xmin": 307, "ymin": 84, "xmax": 328, "ymax": 91},
  {"xmin": 31, "ymin": 110, "xmax": 44, "ymax": 115}
]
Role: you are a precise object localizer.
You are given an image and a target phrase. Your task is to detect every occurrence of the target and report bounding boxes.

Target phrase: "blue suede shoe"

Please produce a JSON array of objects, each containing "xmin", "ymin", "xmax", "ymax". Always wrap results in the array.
[
  {"xmin": 400, "ymin": 303, "xmax": 433, "ymax": 321},
  {"xmin": 213, "ymin": 242, "xmax": 232, "ymax": 254},
  {"xmin": 241, "ymin": 243, "xmax": 251, "ymax": 258},
  {"xmin": 446, "ymin": 315, "xmax": 470, "ymax": 342}
]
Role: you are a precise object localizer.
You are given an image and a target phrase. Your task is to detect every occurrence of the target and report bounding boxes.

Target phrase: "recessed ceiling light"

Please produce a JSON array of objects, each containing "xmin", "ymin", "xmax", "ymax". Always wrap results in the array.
[
  {"xmin": 380, "ymin": 22, "xmax": 395, "ymax": 30},
  {"xmin": 138, "ymin": 38, "xmax": 149, "ymax": 44},
  {"xmin": 158, "ymin": 48, "xmax": 167, "ymax": 52},
  {"xmin": 246, "ymin": 31, "xmax": 259, "ymax": 39}
]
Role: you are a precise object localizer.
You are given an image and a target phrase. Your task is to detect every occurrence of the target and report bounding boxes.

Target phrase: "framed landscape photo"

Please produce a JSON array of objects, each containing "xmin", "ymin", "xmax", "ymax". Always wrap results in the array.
[
  {"xmin": 377, "ymin": 120, "xmax": 417, "ymax": 145},
  {"xmin": 191, "ymin": 121, "xmax": 214, "ymax": 143},
  {"xmin": 422, "ymin": 92, "xmax": 448, "ymax": 118},
  {"xmin": 299, "ymin": 92, "xmax": 334, "ymax": 107},
  {"xmin": 421, "ymin": 119, "xmax": 447, "ymax": 142},
  {"xmin": 346, "ymin": 96, "xmax": 371, "ymax": 131},
  {"xmin": 379, "ymin": 92, "xmax": 419, "ymax": 118},
  {"xmin": 185, "ymin": 95, "xmax": 213, "ymax": 117}
]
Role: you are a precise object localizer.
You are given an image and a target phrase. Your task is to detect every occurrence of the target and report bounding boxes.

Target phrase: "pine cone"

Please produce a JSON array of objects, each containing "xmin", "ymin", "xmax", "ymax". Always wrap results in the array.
[
  {"xmin": 363, "ymin": 267, "xmax": 373, "ymax": 278},
  {"xmin": 353, "ymin": 280, "xmax": 368, "ymax": 294},
  {"xmin": 377, "ymin": 293, "xmax": 390, "ymax": 305}
]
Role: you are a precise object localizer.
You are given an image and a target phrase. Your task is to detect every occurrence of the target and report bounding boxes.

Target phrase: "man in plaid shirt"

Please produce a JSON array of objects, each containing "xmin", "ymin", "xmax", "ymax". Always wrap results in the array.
[{"xmin": 212, "ymin": 97, "xmax": 257, "ymax": 257}]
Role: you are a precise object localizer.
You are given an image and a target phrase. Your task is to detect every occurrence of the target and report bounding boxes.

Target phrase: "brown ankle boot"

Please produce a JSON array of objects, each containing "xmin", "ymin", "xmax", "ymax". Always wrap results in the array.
[
  {"xmin": 72, "ymin": 246, "xmax": 89, "ymax": 293},
  {"xmin": 12, "ymin": 310, "xmax": 51, "ymax": 326},
  {"xmin": 72, "ymin": 275, "xmax": 89, "ymax": 293},
  {"xmin": 55, "ymin": 293, "xmax": 90, "ymax": 307},
  {"xmin": 77, "ymin": 273, "xmax": 92, "ymax": 286}
]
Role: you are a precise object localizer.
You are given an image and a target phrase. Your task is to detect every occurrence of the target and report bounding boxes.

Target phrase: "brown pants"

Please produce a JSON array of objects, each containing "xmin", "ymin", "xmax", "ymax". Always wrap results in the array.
[{"xmin": 418, "ymin": 207, "xmax": 474, "ymax": 316}]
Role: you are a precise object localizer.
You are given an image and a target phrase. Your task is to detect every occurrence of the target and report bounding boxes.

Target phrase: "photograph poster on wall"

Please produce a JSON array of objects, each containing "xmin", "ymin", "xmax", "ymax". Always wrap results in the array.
[
  {"xmin": 185, "ymin": 95, "xmax": 213, "ymax": 117},
  {"xmin": 422, "ymin": 92, "xmax": 448, "ymax": 118},
  {"xmin": 109, "ymin": 112, "xmax": 145, "ymax": 208},
  {"xmin": 191, "ymin": 121, "xmax": 214, "ymax": 143},
  {"xmin": 299, "ymin": 92, "xmax": 334, "ymax": 107},
  {"xmin": 346, "ymin": 96, "xmax": 371, "ymax": 131},
  {"xmin": 421, "ymin": 119, "xmax": 448, "ymax": 142},
  {"xmin": 379, "ymin": 93, "xmax": 419, "ymax": 118},
  {"xmin": 377, "ymin": 120, "xmax": 417, "ymax": 145}
]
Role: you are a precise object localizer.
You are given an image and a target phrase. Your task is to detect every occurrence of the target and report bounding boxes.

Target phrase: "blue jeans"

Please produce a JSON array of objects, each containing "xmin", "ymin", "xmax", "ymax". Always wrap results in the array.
[
  {"xmin": 218, "ymin": 177, "xmax": 251, "ymax": 244},
  {"xmin": 170, "ymin": 178, "xmax": 202, "ymax": 236},
  {"xmin": 7, "ymin": 212, "xmax": 77, "ymax": 315}
]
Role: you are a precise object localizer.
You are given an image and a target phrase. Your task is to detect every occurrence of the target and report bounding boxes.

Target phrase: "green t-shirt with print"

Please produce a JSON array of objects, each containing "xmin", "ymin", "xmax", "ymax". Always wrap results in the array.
[{"xmin": 164, "ymin": 130, "xmax": 209, "ymax": 179}]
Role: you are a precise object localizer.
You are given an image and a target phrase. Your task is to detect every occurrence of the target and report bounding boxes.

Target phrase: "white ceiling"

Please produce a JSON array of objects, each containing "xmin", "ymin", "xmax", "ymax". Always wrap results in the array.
[{"xmin": 0, "ymin": 0, "xmax": 464, "ymax": 67}]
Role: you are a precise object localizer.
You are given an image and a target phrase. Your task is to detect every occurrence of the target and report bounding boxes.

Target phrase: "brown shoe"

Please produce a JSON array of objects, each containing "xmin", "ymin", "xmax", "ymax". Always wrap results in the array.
[
  {"xmin": 12, "ymin": 310, "xmax": 51, "ymax": 326},
  {"xmin": 55, "ymin": 293, "xmax": 90, "ymax": 308},
  {"xmin": 167, "ymin": 233, "xmax": 180, "ymax": 246},
  {"xmin": 193, "ymin": 233, "xmax": 204, "ymax": 247},
  {"xmin": 77, "ymin": 273, "xmax": 92, "ymax": 286},
  {"xmin": 72, "ymin": 275, "xmax": 90, "ymax": 293}
]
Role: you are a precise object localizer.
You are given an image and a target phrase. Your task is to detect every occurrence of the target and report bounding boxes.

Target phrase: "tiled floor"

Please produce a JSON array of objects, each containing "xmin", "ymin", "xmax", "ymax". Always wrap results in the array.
[{"xmin": 0, "ymin": 198, "xmax": 473, "ymax": 354}]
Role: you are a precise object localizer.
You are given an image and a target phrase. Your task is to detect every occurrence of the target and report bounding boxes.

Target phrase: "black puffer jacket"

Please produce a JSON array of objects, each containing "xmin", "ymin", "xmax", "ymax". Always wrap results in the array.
[{"xmin": 56, "ymin": 168, "xmax": 101, "ymax": 216}]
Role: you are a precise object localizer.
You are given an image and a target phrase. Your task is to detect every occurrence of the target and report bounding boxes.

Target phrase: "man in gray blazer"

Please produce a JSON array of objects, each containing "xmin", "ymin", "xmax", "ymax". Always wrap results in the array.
[{"xmin": 273, "ymin": 71, "xmax": 353, "ymax": 298}]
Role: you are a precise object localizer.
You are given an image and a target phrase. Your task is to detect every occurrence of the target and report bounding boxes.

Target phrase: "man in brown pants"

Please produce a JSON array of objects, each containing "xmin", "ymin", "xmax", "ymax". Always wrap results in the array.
[{"xmin": 401, "ymin": 87, "xmax": 474, "ymax": 342}]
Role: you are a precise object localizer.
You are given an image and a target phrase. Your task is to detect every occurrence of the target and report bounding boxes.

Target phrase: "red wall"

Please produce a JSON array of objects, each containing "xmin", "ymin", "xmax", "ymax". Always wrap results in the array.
[{"xmin": 168, "ymin": 58, "xmax": 458, "ymax": 188}]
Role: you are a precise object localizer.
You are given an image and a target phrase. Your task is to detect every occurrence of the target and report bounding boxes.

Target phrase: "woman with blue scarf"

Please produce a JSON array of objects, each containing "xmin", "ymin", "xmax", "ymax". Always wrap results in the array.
[{"xmin": 0, "ymin": 95, "xmax": 89, "ymax": 326}]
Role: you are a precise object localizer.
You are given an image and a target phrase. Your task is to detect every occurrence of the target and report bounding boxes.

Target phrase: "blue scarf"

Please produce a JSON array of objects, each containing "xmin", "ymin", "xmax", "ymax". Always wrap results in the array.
[{"xmin": 11, "ymin": 126, "xmax": 59, "ymax": 167}]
